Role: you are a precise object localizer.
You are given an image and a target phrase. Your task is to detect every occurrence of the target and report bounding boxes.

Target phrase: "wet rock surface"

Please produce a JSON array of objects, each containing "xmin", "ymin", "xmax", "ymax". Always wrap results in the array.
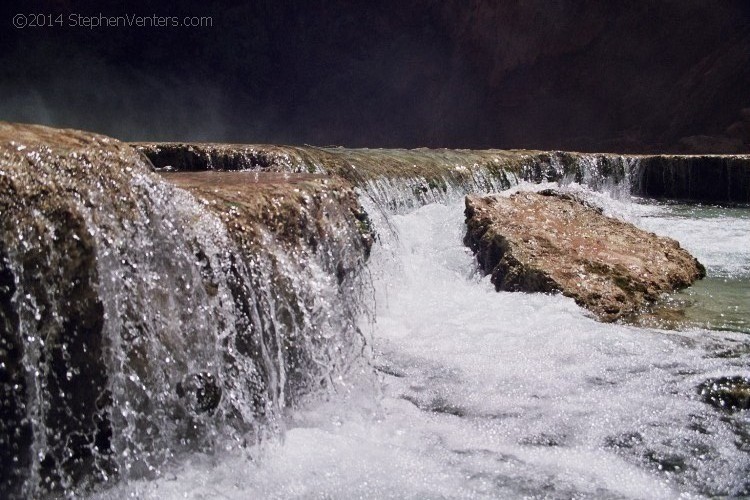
[
  {"xmin": 163, "ymin": 170, "xmax": 374, "ymax": 405},
  {"xmin": 160, "ymin": 171, "xmax": 372, "ymax": 256},
  {"xmin": 698, "ymin": 376, "xmax": 750, "ymax": 412},
  {"xmin": 135, "ymin": 143, "xmax": 635, "ymax": 186},
  {"xmin": 634, "ymin": 154, "xmax": 750, "ymax": 203},
  {"xmin": 2, "ymin": 121, "xmax": 747, "ymax": 497},
  {"xmin": 0, "ymin": 122, "xmax": 144, "ymax": 495},
  {"xmin": 133, "ymin": 143, "xmax": 317, "ymax": 173},
  {"xmin": 176, "ymin": 372, "xmax": 222, "ymax": 414},
  {"xmin": 464, "ymin": 190, "xmax": 706, "ymax": 321},
  {"xmin": 136, "ymin": 142, "xmax": 532, "ymax": 197}
]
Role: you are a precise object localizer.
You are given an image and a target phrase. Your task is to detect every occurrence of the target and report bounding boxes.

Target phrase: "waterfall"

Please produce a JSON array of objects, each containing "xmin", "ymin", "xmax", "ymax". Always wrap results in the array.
[
  {"xmin": 630, "ymin": 154, "xmax": 750, "ymax": 203},
  {"xmin": 3, "ymin": 125, "xmax": 749, "ymax": 498},
  {"xmin": 0, "ymin": 126, "xmax": 372, "ymax": 497},
  {"xmin": 135, "ymin": 144, "xmax": 638, "ymax": 210},
  {"xmin": 86, "ymin": 166, "xmax": 750, "ymax": 500}
]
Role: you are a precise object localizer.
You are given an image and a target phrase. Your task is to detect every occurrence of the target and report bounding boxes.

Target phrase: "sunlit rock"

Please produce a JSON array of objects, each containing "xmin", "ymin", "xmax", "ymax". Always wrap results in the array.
[
  {"xmin": 464, "ymin": 190, "xmax": 706, "ymax": 321},
  {"xmin": 163, "ymin": 171, "xmax": 374, "ymax": 406}
]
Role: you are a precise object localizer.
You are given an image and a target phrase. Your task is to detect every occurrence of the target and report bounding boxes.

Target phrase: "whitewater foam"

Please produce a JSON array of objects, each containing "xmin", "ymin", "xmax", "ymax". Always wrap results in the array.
[{"xmin": 97, "ymin": 193, "xmax": 750, "ymax": 499}]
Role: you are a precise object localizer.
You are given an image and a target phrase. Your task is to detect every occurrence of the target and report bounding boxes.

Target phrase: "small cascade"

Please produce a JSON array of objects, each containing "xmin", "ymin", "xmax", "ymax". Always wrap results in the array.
[
  {"xmin": 97, "ymin": 168, "xmax": 750, "ymax": 500},
  {"xmin": 519, "ymin": 151, "xmax": 634, "ymax": 199},
  {"xmin": 136, "ymin": 144, "xmax": 638, "ymax": 212},
  {"xmin": 0, "ymin": 125, "xmax": 372, "ymax": 497},
  {"xmin": 136, "ymin": 142, "xmax": 750, "ymax": 204},
  {"xmin": 360, "ymin": 169, "xmax": 514, "ymax": 214},
  {"xmin": 357, "ymin": 151, "xmax": 635, "ymax": 213}
]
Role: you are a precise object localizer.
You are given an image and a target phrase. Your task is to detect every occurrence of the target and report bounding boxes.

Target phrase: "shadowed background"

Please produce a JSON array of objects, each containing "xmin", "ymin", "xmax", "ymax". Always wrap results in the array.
[{"xmin": 1, "ymin": 0, "xmax": 749, "ymax": 152}]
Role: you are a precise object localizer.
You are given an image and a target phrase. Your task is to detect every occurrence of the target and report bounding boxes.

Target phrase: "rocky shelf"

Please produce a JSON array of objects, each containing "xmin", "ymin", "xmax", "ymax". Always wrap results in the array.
[
  {"xmin": 0, "ymin": 122, "xmax": 373, "ymax": 495},
  {"xmin": 134, "ymin": 142, "xmax": 750, "ymax": 204}
]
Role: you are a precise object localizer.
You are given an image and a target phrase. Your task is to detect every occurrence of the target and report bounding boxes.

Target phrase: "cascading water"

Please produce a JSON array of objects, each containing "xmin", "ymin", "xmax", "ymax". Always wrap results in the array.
[
  {"xmin": 2, "ymin": 126, "xmax": 748, "ymax": 498},
  {"xmin": 87, "ymin": 151, "xmax": 749, "ymax": 498},
  {"xmin": 0, "ymin": 125, "xmax": 372, "ymax": 497}
]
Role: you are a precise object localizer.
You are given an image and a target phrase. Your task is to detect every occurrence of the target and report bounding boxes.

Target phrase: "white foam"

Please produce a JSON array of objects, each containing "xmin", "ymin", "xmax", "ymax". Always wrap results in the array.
[{"xmin": 97, "ymin": 196, "xmax": 750, "ymax": 499}]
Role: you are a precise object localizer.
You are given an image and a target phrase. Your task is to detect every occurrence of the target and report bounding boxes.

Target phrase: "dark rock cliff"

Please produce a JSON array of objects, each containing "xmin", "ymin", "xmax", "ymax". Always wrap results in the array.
[{"xmin": 1, "ymin": 1, "xmax": 747, "ymax": 152}]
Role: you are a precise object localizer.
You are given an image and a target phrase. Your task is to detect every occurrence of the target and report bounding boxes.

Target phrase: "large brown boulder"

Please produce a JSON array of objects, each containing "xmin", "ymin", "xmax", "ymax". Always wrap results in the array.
[{"xmin": 464, "ymin": 190, "xmax": 706, "ymax": 322}]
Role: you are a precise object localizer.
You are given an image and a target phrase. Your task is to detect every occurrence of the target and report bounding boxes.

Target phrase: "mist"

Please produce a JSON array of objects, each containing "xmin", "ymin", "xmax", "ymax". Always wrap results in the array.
[{"xmin": 1, "ymin": 0, "xmax": 749, "ymax": 152}]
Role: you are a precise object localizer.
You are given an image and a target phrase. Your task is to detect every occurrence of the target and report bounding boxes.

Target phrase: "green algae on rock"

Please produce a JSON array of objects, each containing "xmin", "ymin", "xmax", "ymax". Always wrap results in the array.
[{"xmin": 464, "ymin": 190, "xmax": 706, "ymax": 322}]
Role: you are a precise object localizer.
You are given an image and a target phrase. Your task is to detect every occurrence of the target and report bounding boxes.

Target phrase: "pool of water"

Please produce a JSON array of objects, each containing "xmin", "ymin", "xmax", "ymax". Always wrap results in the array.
[{"xmin": 627, "ymin": 200, "xmax": 750, "ymax": 334}]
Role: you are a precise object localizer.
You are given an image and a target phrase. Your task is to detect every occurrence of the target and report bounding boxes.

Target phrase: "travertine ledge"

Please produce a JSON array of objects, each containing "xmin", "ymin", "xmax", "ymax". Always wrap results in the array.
[{"xmin": 134, "ymin": 142, "xmax": 750, "ymax": 203}]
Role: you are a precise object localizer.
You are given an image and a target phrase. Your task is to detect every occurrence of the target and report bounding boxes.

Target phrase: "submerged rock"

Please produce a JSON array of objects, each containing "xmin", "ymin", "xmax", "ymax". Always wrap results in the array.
[
  {"xmin": 698, "ymin": 376, "xmax": 750, "ymax": 412},
  {"xmin": 464, "ymin": 190, "xmax": 705, "ymax": 321},
  {"xmin": 176, "ymin": 372, "xmax": 222, "ymax": 414}
]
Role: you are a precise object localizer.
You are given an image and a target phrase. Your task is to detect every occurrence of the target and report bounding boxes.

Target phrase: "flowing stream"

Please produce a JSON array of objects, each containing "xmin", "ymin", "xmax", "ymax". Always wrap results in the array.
[{"xmin": 96, "ymin": 184, "xmax": 750, "ymax": 499}]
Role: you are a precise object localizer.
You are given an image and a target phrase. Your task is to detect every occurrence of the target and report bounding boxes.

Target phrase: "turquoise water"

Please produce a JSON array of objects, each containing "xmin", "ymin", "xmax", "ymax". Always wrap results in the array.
[{"xmin": 631, "ymin": 201, "xmax": 750, "ymax": 334}]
